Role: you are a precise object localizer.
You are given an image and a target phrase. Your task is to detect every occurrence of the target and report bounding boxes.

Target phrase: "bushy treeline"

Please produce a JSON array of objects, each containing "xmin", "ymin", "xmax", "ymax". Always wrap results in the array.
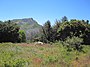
[
  {"xmin": 0, "ymin": 16, "xmax": 90, "ymax": 46},
  {"xmin": 0, "ymin": 20, "xmax": 26, "ymax": 43},
  {"xmin": 39, "ymin": 16, "xmax": 90, "ymax": 45}
]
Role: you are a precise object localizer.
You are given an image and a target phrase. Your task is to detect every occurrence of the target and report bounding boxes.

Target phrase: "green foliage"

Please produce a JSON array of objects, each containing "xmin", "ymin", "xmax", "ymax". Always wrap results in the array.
[
  {"xmin": 0, "ymin": 43, "xmax": 90, "ymax": 66},
  {"xmin": 19, "ymin": 30, "xmax": 26, "ymax": 42},
  {"xmin": 0, "ymin": 20, "xmax": 20, "ymax": 43},
  {"xmin": 64, "ymin": 36, "xmax": 83, "ymax": 51},
  {"xmin": 0, "ymin": 20, "xmax": 27, "ymax": 43},
  {"xmin": 52, "ymin": 19, "xmax": 61, "ymax": 41},
  {"xmin": 40, "ymin": 17, "xmax": 90, "ymax": 45},
  {"xmin": 41, "ymin": 20, "xmax": 53, "ymax": 43},
  {"xmin": 57, "ymin": 19, "xmax": 90, "ymax": 44}
]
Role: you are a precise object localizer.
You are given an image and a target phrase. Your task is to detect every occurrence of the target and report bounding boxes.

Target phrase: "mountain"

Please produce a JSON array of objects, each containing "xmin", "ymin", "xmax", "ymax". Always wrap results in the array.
[{"xmin": 11, "ymin": 18, "xmax": 42, "ymax": 40}]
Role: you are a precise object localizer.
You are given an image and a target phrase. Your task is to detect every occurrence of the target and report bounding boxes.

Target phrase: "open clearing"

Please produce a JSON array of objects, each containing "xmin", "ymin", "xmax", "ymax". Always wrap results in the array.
[{"xmin": 0, "ymin": 43, "xmax": 90, "ymax": 67}]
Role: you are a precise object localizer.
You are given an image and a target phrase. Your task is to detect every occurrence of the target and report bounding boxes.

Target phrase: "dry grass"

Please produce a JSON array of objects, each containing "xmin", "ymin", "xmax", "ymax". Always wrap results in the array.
[
  {"xmin": 72, "ymin": 56, "xmax": 90, "ymax": 67},
  {"xmin": 0, "ymin": 43, "xmax": 90, "ymax": 67}
]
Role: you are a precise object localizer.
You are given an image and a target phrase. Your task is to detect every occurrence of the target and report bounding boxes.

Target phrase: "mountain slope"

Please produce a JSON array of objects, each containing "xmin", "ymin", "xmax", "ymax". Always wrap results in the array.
[{"xmin": 11, "ymin": 18, "xmax": 42, "ymax": 40}]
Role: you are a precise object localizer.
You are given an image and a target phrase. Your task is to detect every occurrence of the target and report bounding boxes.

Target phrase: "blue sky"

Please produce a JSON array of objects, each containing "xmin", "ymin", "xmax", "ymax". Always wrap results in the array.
[{"xmin": 0, "ymin": 0, "xmax": 90, "ymax": 25}]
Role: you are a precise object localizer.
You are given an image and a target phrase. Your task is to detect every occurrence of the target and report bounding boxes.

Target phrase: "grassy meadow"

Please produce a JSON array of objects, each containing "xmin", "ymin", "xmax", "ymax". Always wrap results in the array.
[{"xmin": 0, "ymin": 42, "xmax": 90, "ymax": 67}]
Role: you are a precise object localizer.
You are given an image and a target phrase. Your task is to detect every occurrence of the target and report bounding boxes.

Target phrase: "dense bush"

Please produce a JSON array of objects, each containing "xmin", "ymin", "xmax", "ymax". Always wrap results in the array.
[
  {"xmin": 57, "ymin": 19, "xmax": 90, "ymax": 44},
  {"xmin": 64, "ymin": 36, "xmax": 83, "ymax": 51},
  {"xmin": 0, "ymin": 20, "xmax": 27, "ymax": 43},
  {"xmin": 41, "ymin": 17, "xmax": 90, "ymax": 45},
  {"xmin": 0, "ymin": 20, "xmax": 20, "ymax": 43},
  {"xmin": 18, "ymin": 30, "xmax": 26, "ymax": 42},
  {"xmin": 40, "ymin": 16, "xmax": 90, "ymax": 52},
  {"xmin": 40, "ymin": 20, "xmax": 53, "ymax": 43}
]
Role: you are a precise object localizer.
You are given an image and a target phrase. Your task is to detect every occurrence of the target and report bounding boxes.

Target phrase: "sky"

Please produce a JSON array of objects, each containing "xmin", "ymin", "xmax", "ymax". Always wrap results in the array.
[{"xmin": 0, "ymin": 0, "xmax": 90, "ymax": 25}]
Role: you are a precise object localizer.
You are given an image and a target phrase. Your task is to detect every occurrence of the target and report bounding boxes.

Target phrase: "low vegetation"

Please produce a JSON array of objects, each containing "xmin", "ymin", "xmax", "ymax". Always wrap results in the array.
[{"xmin": 0, "ymin": 43, "xmax": 90, "ymax": 67}]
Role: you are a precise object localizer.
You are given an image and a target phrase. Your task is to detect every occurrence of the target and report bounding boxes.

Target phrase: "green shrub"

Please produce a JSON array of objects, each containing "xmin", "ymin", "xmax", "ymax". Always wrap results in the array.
[
  {"xmin": 64, "ymin": 36, "xmax": 83, "ymax": 51},
  {"xmin": 0, "ymin": 21, "xmax": 20, "ymax": 43},
  {"xmin": 18, "ymin": 30, "xmax": 26, "ymax": 42}
]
